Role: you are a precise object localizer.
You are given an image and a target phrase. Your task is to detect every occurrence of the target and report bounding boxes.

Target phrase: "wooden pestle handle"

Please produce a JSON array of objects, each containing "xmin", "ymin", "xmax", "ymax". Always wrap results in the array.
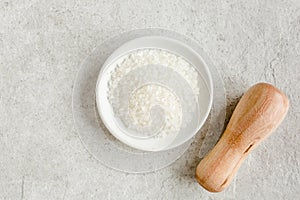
[{"xmin": 195, "ymin": 83, "xmax": 289, "ymax": 192}]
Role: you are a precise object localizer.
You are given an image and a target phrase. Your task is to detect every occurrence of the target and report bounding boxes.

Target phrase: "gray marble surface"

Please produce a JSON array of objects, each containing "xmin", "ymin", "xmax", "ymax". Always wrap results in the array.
[{"xmin": 1, "ymin": 0, "xmax": 299, "ymax": 199}]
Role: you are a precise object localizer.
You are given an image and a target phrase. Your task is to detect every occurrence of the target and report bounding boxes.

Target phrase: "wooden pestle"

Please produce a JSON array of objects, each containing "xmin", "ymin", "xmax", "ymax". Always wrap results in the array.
[{"xmin": 195, "ymin": 83, "xmax": 289, "ymax": 192}]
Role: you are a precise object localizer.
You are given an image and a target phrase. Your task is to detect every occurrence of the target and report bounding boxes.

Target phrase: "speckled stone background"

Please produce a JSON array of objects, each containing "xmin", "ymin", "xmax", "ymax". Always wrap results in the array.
[{"xmin": 1, "ymin": 0, "xmax": 300, "ymax": 199}]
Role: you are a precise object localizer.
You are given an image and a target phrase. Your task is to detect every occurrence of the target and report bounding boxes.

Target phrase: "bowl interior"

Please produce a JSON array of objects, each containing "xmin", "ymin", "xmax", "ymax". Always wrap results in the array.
[{"xmin": 96, "ymin": 36, "xmax": 213, "ymax": 151}]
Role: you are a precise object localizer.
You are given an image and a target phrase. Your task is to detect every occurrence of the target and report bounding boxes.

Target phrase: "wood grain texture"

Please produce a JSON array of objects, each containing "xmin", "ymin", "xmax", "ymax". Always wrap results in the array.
[{"xmin": 195, "ymin": 83, "xmax": 289, "ymax": 192}]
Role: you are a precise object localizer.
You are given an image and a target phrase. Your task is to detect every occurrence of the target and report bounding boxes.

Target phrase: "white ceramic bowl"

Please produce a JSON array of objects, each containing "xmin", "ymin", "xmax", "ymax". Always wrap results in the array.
[{"xmin": 96, "ymin": 36, "xmax": 213, "ymax": 151}]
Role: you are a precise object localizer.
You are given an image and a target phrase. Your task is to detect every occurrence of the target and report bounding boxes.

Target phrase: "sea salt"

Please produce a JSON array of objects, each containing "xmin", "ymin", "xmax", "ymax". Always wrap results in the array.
[{"xmin": 107, "ymin": 49, "xmax": 200, "ymax": 139}]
